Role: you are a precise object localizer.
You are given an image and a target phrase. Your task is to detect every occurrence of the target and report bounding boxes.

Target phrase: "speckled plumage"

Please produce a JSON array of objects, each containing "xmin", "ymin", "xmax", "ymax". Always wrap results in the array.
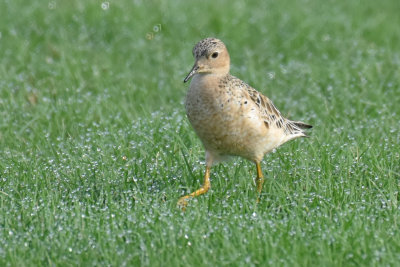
[
  {"xmin": 178, "ymin": 38, "xmax": 312, "ymax": 209},
  {"xmin": 191, "ymin": 37, "xmax": 226, "ymax": 58}
]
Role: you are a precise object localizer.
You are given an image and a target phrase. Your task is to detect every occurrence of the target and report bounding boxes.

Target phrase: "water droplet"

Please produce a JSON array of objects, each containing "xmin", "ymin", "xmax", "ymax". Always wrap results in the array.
[
  {"xmin": 322, "ymin": 34, "xmax": 331, "ymax": 41},
  {"xmin": 146, "ymin": 32, "xmax": 154, "ymax": 40},
  {"xmin": 153, "ymin": 24, "xmax": 161, "ymax": 32},
  {"xmin": 48, "ymin": 1, "xmax": 56, "ymax": 9},
  {"xmin": 267, "ymin": 72, "xmax": 275, "ymax": 79},
  {"xmin": 101, "ymin": 2, "xmax": 109, "ymax": 10}
]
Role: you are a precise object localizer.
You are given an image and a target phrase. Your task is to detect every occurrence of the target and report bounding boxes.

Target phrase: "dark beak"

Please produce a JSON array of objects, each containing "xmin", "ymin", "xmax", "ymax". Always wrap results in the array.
[{"xmin": 183, "ymin": 63, "xmax": 199, "ymax": 83}]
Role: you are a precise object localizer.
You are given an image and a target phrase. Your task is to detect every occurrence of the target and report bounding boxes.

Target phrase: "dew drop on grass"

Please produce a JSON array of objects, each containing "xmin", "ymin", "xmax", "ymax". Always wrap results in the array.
[
  {"xmin": 48, "ymin": 1, "xmax": 56, "ymax": 9},
  {"xmin": 268, "ymin": 72, "xmax": 275, "ymax": 79},
  {"xmin": 101, "ymin": 2, "xmax": 109, "ymax": 10},
  {"xmin": 153, "ymin": 25, "xmax": 160, "ymax": 32}
]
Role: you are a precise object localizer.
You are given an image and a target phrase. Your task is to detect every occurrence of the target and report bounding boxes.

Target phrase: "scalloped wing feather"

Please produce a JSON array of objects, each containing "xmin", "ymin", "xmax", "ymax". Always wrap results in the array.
[{"xmin": 241, "ymin": 79, "xmax": 312, "ymax": 137}]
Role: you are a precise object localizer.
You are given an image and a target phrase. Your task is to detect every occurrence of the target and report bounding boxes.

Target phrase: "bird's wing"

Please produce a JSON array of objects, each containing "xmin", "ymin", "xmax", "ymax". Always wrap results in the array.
[{"xmin": 239, "ymin": 79, "xmax": 306, "ymax": 136}]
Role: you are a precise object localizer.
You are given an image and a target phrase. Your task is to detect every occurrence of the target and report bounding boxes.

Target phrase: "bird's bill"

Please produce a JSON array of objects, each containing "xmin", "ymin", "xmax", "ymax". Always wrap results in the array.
[{"xmin": 184, "ymin": 63, "xmax": 199, "ymax": 83}]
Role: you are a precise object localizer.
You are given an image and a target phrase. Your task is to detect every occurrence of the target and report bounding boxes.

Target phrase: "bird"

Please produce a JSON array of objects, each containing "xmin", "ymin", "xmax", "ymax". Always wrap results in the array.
[{"xmin": 178, "ymin": 37, "xmax": 312, "ymax": 209}]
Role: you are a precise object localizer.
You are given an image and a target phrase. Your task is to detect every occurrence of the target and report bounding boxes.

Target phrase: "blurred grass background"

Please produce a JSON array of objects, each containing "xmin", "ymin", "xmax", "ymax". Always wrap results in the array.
[{"xmin": 0, "ymin": 0, "xmax": 399, "ymax": 266}]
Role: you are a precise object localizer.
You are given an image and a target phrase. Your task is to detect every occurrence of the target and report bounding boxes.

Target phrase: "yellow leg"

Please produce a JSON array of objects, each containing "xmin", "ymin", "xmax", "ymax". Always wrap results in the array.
[
  {"xmin": 177, "ymin": 166, "xmax": 211, "ymax": 210},
  {"xmin": 255, "ymin": 162, "xmax": 264, "ymax": 202}
]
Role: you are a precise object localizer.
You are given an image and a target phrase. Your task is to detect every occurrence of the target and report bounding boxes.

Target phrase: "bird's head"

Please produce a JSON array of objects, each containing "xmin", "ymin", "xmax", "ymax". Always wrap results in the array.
[{"xmin": 184, "ymin": 38, "xmax": 230, "ymax": 83}]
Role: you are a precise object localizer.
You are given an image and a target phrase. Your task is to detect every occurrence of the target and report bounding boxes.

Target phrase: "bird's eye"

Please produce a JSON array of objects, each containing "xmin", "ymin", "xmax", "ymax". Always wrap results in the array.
[{"xmin": 211, "ymin": 52, "xmax": 219, "ymax": 58}]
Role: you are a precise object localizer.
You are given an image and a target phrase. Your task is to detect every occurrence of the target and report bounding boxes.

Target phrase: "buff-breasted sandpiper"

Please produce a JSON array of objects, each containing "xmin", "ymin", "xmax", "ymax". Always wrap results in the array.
[{"xmin": 178, "ymin": 37, "xmax": 312, "ymax": 208}]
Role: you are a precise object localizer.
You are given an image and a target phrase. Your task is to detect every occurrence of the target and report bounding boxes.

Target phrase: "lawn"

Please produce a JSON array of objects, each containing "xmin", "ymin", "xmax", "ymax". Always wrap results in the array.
[{"xmin": 1, "ymin": 0, "xmax": 399, "ymax": 266}]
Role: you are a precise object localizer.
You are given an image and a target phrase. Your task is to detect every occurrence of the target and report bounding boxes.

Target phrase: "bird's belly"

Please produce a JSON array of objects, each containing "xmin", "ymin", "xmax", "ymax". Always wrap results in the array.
[{"xmin": 187, "ymin": 100, "xmax": 278, "ymax": 162}]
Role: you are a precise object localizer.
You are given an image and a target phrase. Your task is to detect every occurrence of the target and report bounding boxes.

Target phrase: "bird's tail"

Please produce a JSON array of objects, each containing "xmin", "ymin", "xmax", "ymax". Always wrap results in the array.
[
  {"xmin": 293, "ymin": 121, "xmax": 313, "ymax": 129},
  {"xmin": 281, "ymin": 120, "xmax": 313, "ymax": 143}
]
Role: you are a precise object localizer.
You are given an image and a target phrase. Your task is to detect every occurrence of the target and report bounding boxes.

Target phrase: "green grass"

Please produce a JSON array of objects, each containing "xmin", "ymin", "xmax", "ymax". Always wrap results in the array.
[{"xmin": 1, "ymin": 0, "xmax": 400, "ymax": 266}]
